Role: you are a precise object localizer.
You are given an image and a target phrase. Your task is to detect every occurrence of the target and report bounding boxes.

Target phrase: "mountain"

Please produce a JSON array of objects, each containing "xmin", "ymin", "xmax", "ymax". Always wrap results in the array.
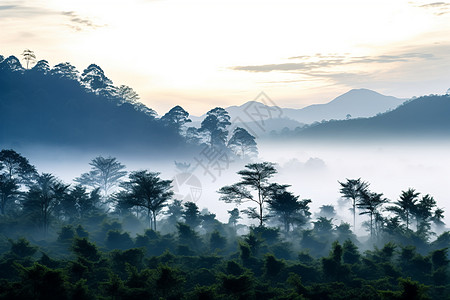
[
  {"xmin": 0, "ymin": 56, "xmax": 193, "ymax": 156},
  {"xmin": 191, "ymin": 89, "xmax": 405, "ymax": 132},
  {"xmin": 282, "ymin": 88, "xmax": 406, "ymax": 124},
  {"xmin": 294, "ymin": 94, "xmax": 450, "ymax": 139}
]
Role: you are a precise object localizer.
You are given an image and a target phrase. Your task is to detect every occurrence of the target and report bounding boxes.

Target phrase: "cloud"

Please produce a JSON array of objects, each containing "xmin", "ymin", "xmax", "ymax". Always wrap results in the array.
[
  {"xmin": 0, "ymin": 3, "xmax": 53, "ymax": 17},
  {"xmin": 232, "ymin": 52, "xmax": 436, "ymax": 73},
  {"xmin": 61, "ymin": 11, "xmax": 105, "ymax": 31},
  {"xmin": 415, "ymin": 2, "xmax": 450, "ymax": 15}
]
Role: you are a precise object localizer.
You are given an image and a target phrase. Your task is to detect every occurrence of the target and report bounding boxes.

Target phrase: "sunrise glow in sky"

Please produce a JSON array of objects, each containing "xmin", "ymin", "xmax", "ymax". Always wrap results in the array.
[{"xmin": 2, "ymin": 0, "xmax": 450, "ymax": 115}]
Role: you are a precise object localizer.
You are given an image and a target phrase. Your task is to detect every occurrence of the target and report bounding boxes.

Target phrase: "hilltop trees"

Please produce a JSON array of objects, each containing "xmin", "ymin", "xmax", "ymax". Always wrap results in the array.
[
  {"xmin": 21, "ymin": 49, "xmax": 36, "ymax": 69},
  {"xmin": 228, "ymin": 127, "xmax": 258, "ymax": 159},
  {"xmin": 160, "ymin": 105, "xmax": 192, "ymax": 134},
  {"xmin": 200, "ymin": 107, "xmax": 231, "ymax": 148}
]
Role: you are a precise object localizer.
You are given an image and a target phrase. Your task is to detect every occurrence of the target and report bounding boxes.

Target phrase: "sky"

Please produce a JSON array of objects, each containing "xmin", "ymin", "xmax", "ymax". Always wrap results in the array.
[{"xmin": 2, "ymin": 0, "xmax": 450, "ymax": 115}]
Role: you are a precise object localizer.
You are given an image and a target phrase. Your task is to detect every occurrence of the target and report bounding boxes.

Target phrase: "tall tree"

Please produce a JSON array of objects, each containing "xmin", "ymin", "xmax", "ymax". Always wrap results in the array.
[
  {"xmin": 357, "ymin": 190, "xmax": 387, "ymax": 238},
  {"xmin": 219, "ymin": 162, "xmax": 284, "ymax": 226},
  {"xmin": 227, "ymin": 127, "xmax": 258, "ymax": 159},
  {"xmin": 21, "ymin": 49, "xmax": 36, "ymax": 69},
  {"xmin": 200, "ymin": 107, "xmax": 231, "ymax": 147},
  {"xmin": 0, "ymin": 149, "xmax": 37, "ymax": 183},
  {"xmin": 183, "ymin": 201, "xmax": 201, "ymax": 228},
  {"xmin": 0, "ymin": 174, "xmax": 19, "ymax": 215},
  {"xmin": 387, "ymin": 188, "xmax": 420, "ymax": 231},
  {"xmin": 339, "ymin": 178, "xmax": 369, "ymax": 230},
  {"xmin": 75, "ymin": 156, "xmax": 127, "ymax": 199},
  {"xmin": 23, "ymin": 173, "xmax": 69, "ymax": 236},
  {"xmin": 412, "ymin": 194, "xmax": 436, "ymax": 231},
  {"xmin": 160, "ymin": 106, "xmax": 192, "ymax": 134},
  {"xmin": 119, "ymin": 170, "xmax": 173, "ymax": 230},
  {"xmin": 268, "ymin": 189, "xmax": 311, "ymax": 232}
]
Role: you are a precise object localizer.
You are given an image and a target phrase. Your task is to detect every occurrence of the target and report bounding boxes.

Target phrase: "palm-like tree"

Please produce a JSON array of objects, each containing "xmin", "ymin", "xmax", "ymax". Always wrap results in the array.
[
  {"xmin": 339, "ymin": 178, "xmax": 369, "ymax": 230},
  {"xmin": 387, "ymin": 188, "xmax": 420, "ymax": 231},
  {"xmin": 21, "ymin": 49, "xmax": 36, "ymax": 69},
  {"xmin": 357, "ymin": 190, "xmax": 387, "ymax": 238}
]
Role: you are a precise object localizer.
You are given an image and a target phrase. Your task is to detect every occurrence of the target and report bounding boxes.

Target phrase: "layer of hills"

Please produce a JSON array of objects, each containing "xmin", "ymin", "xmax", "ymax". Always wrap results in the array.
[
  {"xmin": 294, "ymin": 94, "xmax": 450, "ymax": 140},
  {"xmin": 1, "ymin": 53, "xmax": 449, "ymax": 150},
  {"xmin": 0, "ymin": 55, "xmax": 193, "ymax": 156},
  {"xmin": 191, "ymin": 89, "xmax": 406, "ymax": 137}
]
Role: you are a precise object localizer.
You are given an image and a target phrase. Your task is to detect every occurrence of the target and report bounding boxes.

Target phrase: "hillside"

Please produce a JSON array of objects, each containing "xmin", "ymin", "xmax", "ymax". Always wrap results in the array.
[
  {"xmin": 295, "ymin": 94, "xmax": 450, "ymax": 139},
  {"xmin": 283, "ymin": 88, "xmax": 405, "ymax": 124},
  {"xmin": 0, "ymin": 56, "xmax": 191, "ymax": 156}
]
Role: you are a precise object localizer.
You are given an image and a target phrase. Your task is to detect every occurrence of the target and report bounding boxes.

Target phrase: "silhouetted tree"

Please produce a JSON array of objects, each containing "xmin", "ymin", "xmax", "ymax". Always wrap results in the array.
[
  {"xmin": 0, "ymin": 149, "xmax": 37, "ymax": 184},
  {"xmin": 219, "ymin": 162, "xmax": 284, "ymax": 226},
  {"xmin": 0, "ymin": 174, "xmax": 19, "ymax": 215},
  {"xmin": 317, "ymin": 204, "xmax": 337, "ymax": 219},
  {"xmin": 358, "ymin": 190, "xmax": 387, "ymax": 238},
  {"xmin": 50, "ymin": 62, "xmax": 79, "ymax": 80},
  {"xmin": 339, "ymin": 178, "xmax": 369, "ymax": 230},
  {"xmin": 21, "ymin": 49, "xmax": 36, "ymax": 69},
  {"xmin": 199, "ymin": 107, "xmax": 231, "ymax": 147},
  {"xmin": 23, "ymin": 173, "xmax": 69, "ymax": 236},
  {"xmin": 388, "ymin": 188, "xmax": 420, "ymax": 231},
  {"xmin": 268, "ymin": 189, "xmax": 311, "ymax": 232},
  {"xmin": 31, "ymin": 60, "xmax": 50, "ymax": 74},
  {"xmin": 75, "ymin": 156, "xmax": 127, "ymax": 199},
  {"xmin": 119, "ymin": 170, "xmax": 173, "ymax": 230},
  {"xmin": 227, "ymin": 127, "xmax": 258, "ymax": 159},
  {"xmin": 117, "ymin": 85, "xmax": 140, "ymax": 103},
  {"xmin": 183, "ymin": 201, "xmax": 201, "ymax": 228},
  {"xmin": 80, "ymin": 64, "xmax": 115, "ymax": 96},
  {"xmin": 160, "ymin": 105, "xmax": 192, "ymax": 134}
]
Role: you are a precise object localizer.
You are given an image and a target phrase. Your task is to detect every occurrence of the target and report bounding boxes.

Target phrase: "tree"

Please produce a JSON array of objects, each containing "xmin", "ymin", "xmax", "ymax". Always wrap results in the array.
[
  {"xmin": 31, "ymin": 60, "xmax": 50, "ymax": 74},
  {"xmin": 50, "ymin": 62, "xmax": 79, "ymax": 80},
  {"xmin": 339, "ymin": 178, "xmax": 369, "ymax": 230},
  {"xmin": 80, "ymin": 64, "xmax": 114, "ymax": 95},
  {"xmin": 227, "ymin": 127, "xmax": 258, "ymax": 159},
  {"xmin": 23, "ymin": 173, "xmax": 69, "ymax": 236},
  {"xmin": 21, "ymin": 49, "xmax": 36, "ymax": 69},
  {"xmin": 58, "ymin": 185, "xmax": 101, "ymax": 222},
  {"xmin": 0, "ymin": 149, "xmax": 37, "ymax": 183},
  {"xmin": 412, "ymin": 194, "xmax": 436, "ymax": 231},
  {"xmin": 357, "ymin": 190, "xmax": 387, "ymax": 238},
  {"xmin": 160, "ymin": 105, "xmax": 192, "ymax": 134},
  {"xmin": 119, "ymin": 170, "xmax": 173, "ymax": 230},
  {"xmin": 117, "ymin": 85, "xmax": 140, "ymax": 103},
  {"xmin": 199, "ymin": 107, "xmax": 231, "ymax": 147},
  {"xmin": 387, "ymin": 188, "xmax": 420, "ymax": 231},
  {"xmin": 183, "ymin": 201, "xmax": 201, "ymax": 228},
  {"xmin": 75, "ymin": 156, "xmax": 127, "ymax": 199},
  {"xmin": 268, "ymin": 189, "xmax": 311, "ymax": 232},
  {"xmin": 0, "ymin": 175, "xmax": 19, "ymax": 214},
  {"xmin": 219, "ymin": 162, "xmax": 284, "ymax": 226}
]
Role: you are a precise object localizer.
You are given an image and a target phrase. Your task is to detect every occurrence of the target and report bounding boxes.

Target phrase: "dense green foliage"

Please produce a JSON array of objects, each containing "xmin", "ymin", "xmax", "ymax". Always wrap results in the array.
[{"xmin": 0, "ymin": 149, "xmax": 449, "ymax": 299}]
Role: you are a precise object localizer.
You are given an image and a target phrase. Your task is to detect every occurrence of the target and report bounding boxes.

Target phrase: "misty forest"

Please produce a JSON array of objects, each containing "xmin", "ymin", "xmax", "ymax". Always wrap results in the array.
[{"xmin": 1, "ymin": 52, "xmax": 450, "ymax": 300}]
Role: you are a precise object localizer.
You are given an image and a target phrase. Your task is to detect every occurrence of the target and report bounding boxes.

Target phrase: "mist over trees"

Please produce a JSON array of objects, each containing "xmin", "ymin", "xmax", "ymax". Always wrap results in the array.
[
  {"xmin": 0, "ymin": 148, "xmax": 448, "ymax": 298},
  {"xmin": 1, "ymin": 51, "xmax": 450, "ymax": 299}
]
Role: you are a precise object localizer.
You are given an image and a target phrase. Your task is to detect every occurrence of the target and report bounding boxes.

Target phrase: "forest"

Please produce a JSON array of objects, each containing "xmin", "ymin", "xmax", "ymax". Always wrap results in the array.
[{"xmin": 0, "ymin": 148, "xmax": 449, "ymax": 300}]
